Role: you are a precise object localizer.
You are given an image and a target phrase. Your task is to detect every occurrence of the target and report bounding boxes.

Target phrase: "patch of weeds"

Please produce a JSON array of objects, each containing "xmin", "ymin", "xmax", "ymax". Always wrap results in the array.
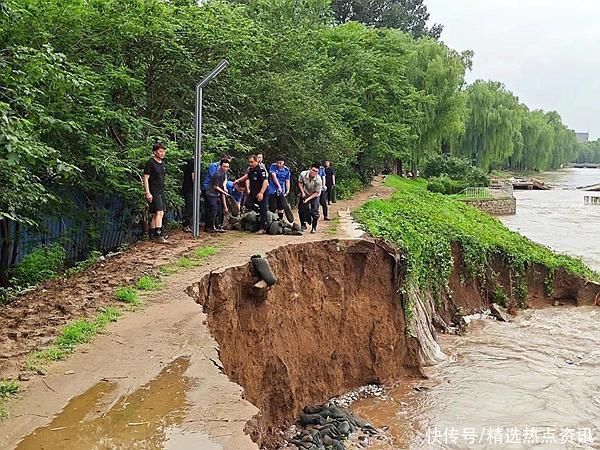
[
  {"xmin": 492, "ymin": 285, "xmax": 508, "ymax": 307},
  {"xmin": 135, "ymin": 275, "xmax": 161, "ymax": 291},
  {"xmin": 55, "ymin": 320, "xmax": 98, "ymax": 349},
  {"xmin": 0, "ymin": 379, "xmax": 19, "ymax": 420},
  {"xmin": 176, "ymin": 256, "xmax": 194, "ymax": 269},
  {"xmin": 10, "ymin": 243, "xmax": 66, "ymax": 288},
  {"xmin": 194, "ymin": 246, "xmax": 217, "ymax": 260},
  {"xmin": 26, "ymin": 307, "xmax": 122, "ymax": 372},
  {"xmin": 159, "ymin": 246, "xmax": 218, "ymax": 277},
  {"xmin": 64, "ymin": 251, "xmax": 102, "ymax": 277},
  {"xmin": 0, "ymin": 380, "xmax": 19, "ymax": 398},
  {"xmin": 544, "ymin": 272, "xmax": 555, "ymax": 297},
  {"xmin": 159, "ymin": 264, "xmax": 179, "ymax": 276},
  {"xmin": 114, "ymin": 286, "xmax": 139, "ymax": 305},
  {"xmin": 326, "ymin": 216, "xmax": 340, "ymax": 235}
]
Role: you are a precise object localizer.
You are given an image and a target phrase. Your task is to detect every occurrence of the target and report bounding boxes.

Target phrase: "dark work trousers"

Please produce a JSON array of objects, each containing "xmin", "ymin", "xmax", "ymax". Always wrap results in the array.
[
  {"xmin": 183, "ymin": 191, "xmax": 193, "ymax": 226},
  {"xmin": 309, "ymin": 196, "xmax": 320, "ymax": 229},
  {"xmin": 298, "ymin": 198, "xmax": 310, "ymax": 227},
  {"xmin": 320, "ymin": 190, "xmax": 329, "ymax": 219},
  {"xmin": 299, "ymin": 196, "xmax": 320, "ymax": 229},
  {"xmin": 326, "ymin": 184, "xmax": 335, "ymax": 204},
  {"xmin": 245, "ymin": 192, "xmax": 269, "ymax": 229},
  {"xmin": 206, "ymin": 194, "xmax": 223, "ymax": 230}
]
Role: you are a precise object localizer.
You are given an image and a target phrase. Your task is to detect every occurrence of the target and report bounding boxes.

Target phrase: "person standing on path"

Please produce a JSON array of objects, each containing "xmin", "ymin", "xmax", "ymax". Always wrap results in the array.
[
  {"xmin": 324, "ymin": 160, "xmax": 336, "ymax": 205},
  {"xmin": 318, "ymin": 163, "xmax": 330, "ymax": 221},
  {"xmin": 143, "ymin": 143, "xmax": 169, "ymax": 243},
  {"xmin": 240, "ymin": 155, "xmax": 269, "ymax": 231},
  {"xmin": 298, "ymin": 163, "xmax": 323, "ymax": 233},
  {"xmin": 181, "ymin": 158, "xmax": 194, "ymax": 232},
  {"xmin": 268, "ymin": 157, "xmax": 291, "ymax": 221},
  {"xmin": 205, "ymin": 159, "xmax": 230, "ymax": 233}
]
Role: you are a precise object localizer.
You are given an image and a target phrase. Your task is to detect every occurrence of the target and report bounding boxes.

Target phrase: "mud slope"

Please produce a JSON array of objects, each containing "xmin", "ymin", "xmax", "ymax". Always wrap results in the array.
[{"xmin": 187, "ymin": 239, "xmax": 418, "ymax": 445}]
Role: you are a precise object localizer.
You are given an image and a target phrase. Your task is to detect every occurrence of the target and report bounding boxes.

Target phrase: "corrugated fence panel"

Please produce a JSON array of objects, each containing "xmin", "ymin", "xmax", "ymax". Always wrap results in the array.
[{"xmin": 7, "ymin": 194, "xmax": 144, "ymax": 269}]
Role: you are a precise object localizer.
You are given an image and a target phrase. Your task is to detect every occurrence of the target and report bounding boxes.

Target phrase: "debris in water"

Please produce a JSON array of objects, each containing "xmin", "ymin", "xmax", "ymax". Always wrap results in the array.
[
  {"xmin": 329, "ymin": 384, "xmax": 387, "ymax": 408},
  {"xmin": 285, "ymin": 404, "xmax": 386, "ymax": 450}
]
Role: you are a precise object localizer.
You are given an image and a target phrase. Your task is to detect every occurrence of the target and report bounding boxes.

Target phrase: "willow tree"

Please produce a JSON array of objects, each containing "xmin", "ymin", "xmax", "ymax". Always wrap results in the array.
[
  {"xmin": 405, "ymin": 39, "xmax": 468, "ymax": 168},
  {"xmin": 459, "ymin": 81, "xmax": 523, "ymax": 170}
]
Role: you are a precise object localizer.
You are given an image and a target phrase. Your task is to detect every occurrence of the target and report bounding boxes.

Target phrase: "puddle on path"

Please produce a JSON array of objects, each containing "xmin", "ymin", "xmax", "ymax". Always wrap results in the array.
[{"xmin": 16, "ymin": 356, "xmax": 221, "ymax": 450}]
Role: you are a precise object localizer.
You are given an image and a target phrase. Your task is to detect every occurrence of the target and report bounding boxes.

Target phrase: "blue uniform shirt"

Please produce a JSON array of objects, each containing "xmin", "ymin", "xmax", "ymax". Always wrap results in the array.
[
  {"xmin": 319, "ymin": 166, "xmax": 326, "ymax": 192},
  {"xmin": 226, "ymin": 180, "xmax": 244, "ymax": 204},
  {"xmin": 268, "ymin": 163, "xmax": 291, "ymax": 195},
  {"xmin": 202, "ymin": 161, "xmax": 220, "ymax": 191}
]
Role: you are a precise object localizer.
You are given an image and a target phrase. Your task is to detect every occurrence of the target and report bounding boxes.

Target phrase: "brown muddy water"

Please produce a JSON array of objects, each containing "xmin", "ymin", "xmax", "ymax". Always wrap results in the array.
[
  {"xmin": 353, "ymin": 168, "xmax": 600, "ymax": 449},
  {"xmin": 15, "ymin": 356, "xmax": 220, "ymax": 450}
]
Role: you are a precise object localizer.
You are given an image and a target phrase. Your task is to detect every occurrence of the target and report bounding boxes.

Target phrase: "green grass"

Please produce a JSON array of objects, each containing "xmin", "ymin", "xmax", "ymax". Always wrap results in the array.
[
  {"xmin": 194, "ymin": 246, "xmax": 217, "ymax": 259},
  {"xmin": 114, "ymin": 286, "xmax": 139, "ymax": 305},
  {"xmin": 326, "ymin": 216, "xmax": 341, "ymax": 235},
  {"xmin": 26, "ymin": 307, "xmax": 122, "ymax": 372},
  {"xmin": 357, "ymin": 175, "xmax": 598, "ymax": 330},
  {"xmin": 135, "ymin": 275, "xmax": 161, "ymax": 291},
  {"xmin": 159, "ymin": 246, "xmax": 217, "ymax": 276},
  {"xmin": 0, "ymin": 379, "xmax": 19, "ymax": 420}
]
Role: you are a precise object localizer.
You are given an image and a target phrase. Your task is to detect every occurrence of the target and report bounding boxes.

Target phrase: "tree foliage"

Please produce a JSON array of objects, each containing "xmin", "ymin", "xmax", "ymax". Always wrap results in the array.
[
  {"xmin": 331, "ymin": 0, "xmax": 443, "ymax": 38},
  {"xmin": 0, "ymin": 0, "xmax": 585, "ymax": 287}
]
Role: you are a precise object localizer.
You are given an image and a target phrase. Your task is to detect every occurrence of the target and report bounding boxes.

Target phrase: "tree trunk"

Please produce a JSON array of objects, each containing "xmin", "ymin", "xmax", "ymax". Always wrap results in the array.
[
  {"xmin": 0, "ymin": 219, "xmax": 10, "ymax": 287},
  {"xmin": 10, "ymin": 222, "xmax": 19, "ymax": 266}
]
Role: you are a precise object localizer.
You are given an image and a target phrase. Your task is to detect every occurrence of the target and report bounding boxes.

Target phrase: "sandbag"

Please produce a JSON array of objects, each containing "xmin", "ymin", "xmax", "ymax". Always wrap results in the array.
[
  {"xmin": 251, "ymin": 255, "xmax": 277, "ymax": 286},
  {"xmin": 226, "ymin": 195, "xmax": 240, "ymax": 217},
  {"xmin": 279, "ymin": 195, "xmax": 294, "ymax": 223},
  {"xmin": 268, "ymin": 221, "xmax": 282, "ymax": 235}
]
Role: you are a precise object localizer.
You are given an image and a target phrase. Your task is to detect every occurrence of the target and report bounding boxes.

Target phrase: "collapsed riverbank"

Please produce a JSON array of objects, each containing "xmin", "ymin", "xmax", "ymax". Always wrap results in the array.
[{"xmin": 188, "ymin": 176, "xmax": 600, "ymax": 448}]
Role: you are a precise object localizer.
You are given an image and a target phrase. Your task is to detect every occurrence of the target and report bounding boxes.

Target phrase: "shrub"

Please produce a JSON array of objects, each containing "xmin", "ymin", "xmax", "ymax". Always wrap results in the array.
[
  {"xmin": 336, "ymin": 178, "xmax": 363, "ymax": 200},
  {"xmin": 427, "ymin": 176, "xmax": 467, "ymax": 195},
  {"xmin": 10, "ymin": 243, "xmax": 66, "ymax": 288},
  {"xmin": 423, "ymin": 155, "xmax": 489, "ymax": 187}
]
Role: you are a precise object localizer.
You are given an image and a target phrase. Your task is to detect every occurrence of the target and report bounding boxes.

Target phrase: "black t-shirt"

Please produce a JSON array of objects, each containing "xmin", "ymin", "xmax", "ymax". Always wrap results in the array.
[
  {"xmin": 248, "ymin": 164, "xmax": 268, "ymax": 194},
  {"xmin": 325, "ymin": 166, "xmax": 335, "ymax": 186},
  {"xmin": 182, "ymin": 159, "xmax": 194, "ymax": 193},
  {"xmin": 144, "ymin": 158, "xmax": 166, "ymax": 194}
]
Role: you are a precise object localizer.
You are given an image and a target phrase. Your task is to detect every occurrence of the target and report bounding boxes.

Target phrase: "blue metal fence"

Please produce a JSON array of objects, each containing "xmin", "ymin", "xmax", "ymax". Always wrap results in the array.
[{"xmin": 7, "ymin": 194, "xmax": 144, "ymax": 267}]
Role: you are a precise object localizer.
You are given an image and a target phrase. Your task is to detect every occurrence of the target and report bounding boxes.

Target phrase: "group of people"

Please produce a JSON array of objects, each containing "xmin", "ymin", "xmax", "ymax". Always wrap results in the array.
[{"xmin": 143, "ymin": 144, "xmax": 337, "ymax": 243}]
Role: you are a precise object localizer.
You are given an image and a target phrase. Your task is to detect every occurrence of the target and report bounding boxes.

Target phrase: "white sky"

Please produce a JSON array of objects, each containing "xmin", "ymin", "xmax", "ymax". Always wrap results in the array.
[{"xmin": 427, "ymin": 0, "xmax": 600, "ymax": 138}]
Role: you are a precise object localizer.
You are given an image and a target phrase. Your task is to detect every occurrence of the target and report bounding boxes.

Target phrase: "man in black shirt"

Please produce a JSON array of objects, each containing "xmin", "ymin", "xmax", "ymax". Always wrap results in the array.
[
  {"xmin": 240, "ymin": 154, "xmax": 269, "ymax": 231},
  {"xmin": 205, "ymin": 159, "xmax": 230, "ymax": 232},
  {"xmin": 143, "ymin": 143, "xmax": 168, "ymax": 243},
  {"xmin": 324, "ymin": 160, "xmax": 336, "ymax": 204},
  {"xmin": 181, "ymin": 158, "xmax": 194, "ymax": 232}
]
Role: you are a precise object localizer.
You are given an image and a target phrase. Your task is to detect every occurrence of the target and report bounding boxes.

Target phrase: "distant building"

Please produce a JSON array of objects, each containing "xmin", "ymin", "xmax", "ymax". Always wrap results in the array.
[{"xmin": 576, "ymin": 132, "xmax": 589, "ymax": 143}]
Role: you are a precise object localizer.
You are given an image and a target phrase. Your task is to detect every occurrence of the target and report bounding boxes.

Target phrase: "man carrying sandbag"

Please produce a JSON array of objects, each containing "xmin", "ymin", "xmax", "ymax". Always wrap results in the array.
[
  {"xmin": 267, "ymin": 157, "xmax": 293, "ymax": 222},
  {"xmin": 298, "ymin": 162, "xmax": 323, "ymax": 234}
]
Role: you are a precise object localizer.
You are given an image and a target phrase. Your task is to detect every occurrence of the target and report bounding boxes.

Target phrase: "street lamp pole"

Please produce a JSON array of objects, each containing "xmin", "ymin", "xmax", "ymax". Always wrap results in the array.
[{"xmin": 192, "ymin": 59, "xmax": 229, "ymax": 238}]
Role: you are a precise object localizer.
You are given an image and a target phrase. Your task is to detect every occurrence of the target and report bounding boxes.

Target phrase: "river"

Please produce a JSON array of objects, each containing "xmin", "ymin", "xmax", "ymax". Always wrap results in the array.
[{"xmin": 352, "ymin": 168, "xmax": 600, "ymax": 449}]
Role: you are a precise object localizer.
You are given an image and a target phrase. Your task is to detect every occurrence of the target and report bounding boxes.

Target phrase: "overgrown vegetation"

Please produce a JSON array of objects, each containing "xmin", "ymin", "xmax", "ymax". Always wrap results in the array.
[
  {"xmin": 114, "ymin": 287, "xmax": 139, "ymax": 306},
  {"xmin": 9, "ymin": 243, "xmax": 66, "ymax": 288},
  {"xmin": 135, "ymin": 275, "xmax": 161, "ymax": 291},
  {"xmin": 160, "ymin": 246, "xmax": 218, "ymax": 276},
  {"xmin": 354, "ymin": 176, "xmax": 598, "ymax": 325},
  {"xmin": 0, "ymin": 0, "xmax": 582, "ymax": 287},
  {"xmin": 26, "ymin": 307, "xmax": 121, "ymax": 372},
  {"xmin": 0, "ymin": 379, "xmax": 19, "ymax": 419}
]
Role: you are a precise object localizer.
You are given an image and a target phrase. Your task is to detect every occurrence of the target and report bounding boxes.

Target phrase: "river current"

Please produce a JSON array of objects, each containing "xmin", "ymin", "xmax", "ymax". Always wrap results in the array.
[{"xmin": 352, "ymin": 169, "xmax": 600, "ymax": 450}]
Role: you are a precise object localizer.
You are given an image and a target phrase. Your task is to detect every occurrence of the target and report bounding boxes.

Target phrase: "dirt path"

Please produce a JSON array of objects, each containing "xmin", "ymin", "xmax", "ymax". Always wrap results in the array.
[{"xmin": 0, "ymin": 179, "xmax": 393, "ymax": 450}]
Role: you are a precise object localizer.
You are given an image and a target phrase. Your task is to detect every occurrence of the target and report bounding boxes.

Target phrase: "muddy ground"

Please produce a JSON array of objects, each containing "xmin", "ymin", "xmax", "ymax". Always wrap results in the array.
[{"xmin": 0, "ymin": 179, "xmax": 393, "ymax": 450}]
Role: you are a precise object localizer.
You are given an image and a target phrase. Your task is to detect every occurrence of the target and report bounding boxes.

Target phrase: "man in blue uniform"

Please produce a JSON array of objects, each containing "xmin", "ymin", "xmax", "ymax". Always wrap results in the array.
[
  {"xmin": 318, "ymin": 163, "xmax": 330, "ymax": 220},
  {"xmin": 268, "ymin": 157, "xmax": 291, "ymax": 221}
]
